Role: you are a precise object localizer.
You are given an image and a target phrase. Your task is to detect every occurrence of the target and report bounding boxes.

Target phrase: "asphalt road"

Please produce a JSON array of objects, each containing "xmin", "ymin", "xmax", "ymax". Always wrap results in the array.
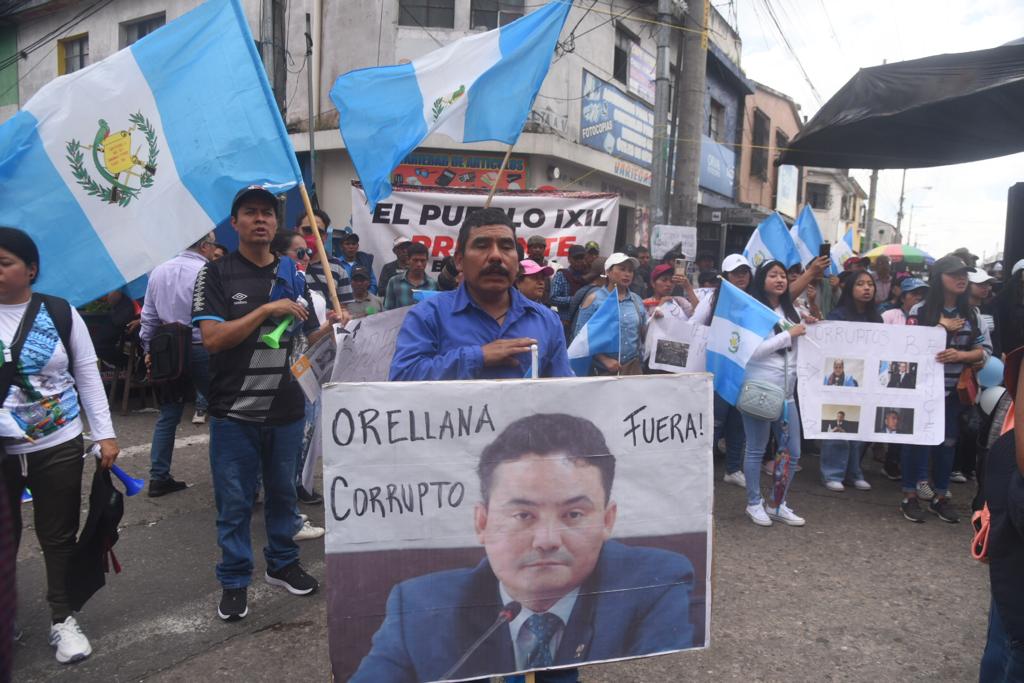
[{"xmin": 11, "ymin": 407, "xmax": 988, "ymax": 682}]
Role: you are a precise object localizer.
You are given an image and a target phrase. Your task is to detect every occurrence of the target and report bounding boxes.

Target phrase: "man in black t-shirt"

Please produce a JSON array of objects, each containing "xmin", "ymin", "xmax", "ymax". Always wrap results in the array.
[{"xmin": 192, "ymin": 185, "xmax": 338, "ymax": 623}]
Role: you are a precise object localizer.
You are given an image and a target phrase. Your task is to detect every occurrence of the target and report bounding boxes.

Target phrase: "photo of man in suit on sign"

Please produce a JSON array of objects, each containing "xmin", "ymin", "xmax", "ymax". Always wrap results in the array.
[
  {"xmin": 884, "ymin": 361, "xmax": 917, "ymax": 389},
  {"xmin": 874, "ymin": 407, "xmax": 914, "ymax": 435},
  {"xmin": 820, "ymin": 405, "xmax": 860, "ymax": 434},
  {"xmin": 351, "ymin": 413, "xmax": 696, "ymax": 683}
]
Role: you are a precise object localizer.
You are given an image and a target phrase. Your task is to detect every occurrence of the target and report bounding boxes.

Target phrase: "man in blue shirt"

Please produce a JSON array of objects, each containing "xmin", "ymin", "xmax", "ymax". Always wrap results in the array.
[{"xmin": 390, "ymin": 208, "xmax": 571, "ymax": 381}]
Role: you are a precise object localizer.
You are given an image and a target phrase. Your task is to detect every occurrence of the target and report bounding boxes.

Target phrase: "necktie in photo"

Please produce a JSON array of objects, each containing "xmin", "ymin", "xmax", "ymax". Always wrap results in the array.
[{"xmin": 524, "ymin": 612, "xmax": 564, "ymax": 668}]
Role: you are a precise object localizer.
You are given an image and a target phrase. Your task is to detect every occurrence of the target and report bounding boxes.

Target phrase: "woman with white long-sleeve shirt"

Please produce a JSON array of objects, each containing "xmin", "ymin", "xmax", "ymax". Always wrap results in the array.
[{"xmin": 740, "ymin": 260, "xmax": 814, "ymax": 528}]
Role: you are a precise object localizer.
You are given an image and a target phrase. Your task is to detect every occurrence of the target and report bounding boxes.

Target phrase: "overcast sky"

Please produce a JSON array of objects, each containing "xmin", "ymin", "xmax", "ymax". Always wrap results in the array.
[{"xmin": 731, "ymin": 0, "xmax": 1024, "ymax": 263}]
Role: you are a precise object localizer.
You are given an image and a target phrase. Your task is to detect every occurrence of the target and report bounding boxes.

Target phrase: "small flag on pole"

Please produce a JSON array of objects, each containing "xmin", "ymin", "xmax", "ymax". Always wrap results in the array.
[
  {"xmin": 744, "ymin": 213, "xmax": 802, "ymax": 269},
  {"xmin": 0, "ymin": 0, "xmax": 301, "ymax": 306},
  {"xmin": 567, "ymin": 291, "xmax": 620, "ymax": 377},
  {"xmin": 330, "ymin": 0, "xmax": 571, "ymax": 211},
  {"xmin": 790, "ymin": 204, "xmax": 825, "ymax": 267},
  {"xmin": 706, "ymin": 280, "xmax": 783, "ymax": 405},
  {"xmin": 830, "ymin": 228, "xmax": 856, "ymax": 273}
]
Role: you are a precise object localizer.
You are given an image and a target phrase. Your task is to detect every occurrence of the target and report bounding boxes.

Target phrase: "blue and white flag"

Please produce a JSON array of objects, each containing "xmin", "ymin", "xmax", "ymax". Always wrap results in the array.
[
  {"xmin": 567, "ymin": 291, "xmax": 620, "ymax": 377},
  {"xmin": 0, "ymin": 0, "xmax": 301, "ymax": 306},
  {"xmin": 331, "ymin": 0, "xmax": 571, "ymax": 211},
  {"xmin": 743, "ymin": 213, "xmax": 801, "ymax": 269},
  {"xmin": 790, "ymin": 204, "xmax": 824, "ymax": 268},
  {"xmin": 830, "ymin": 228, "xmax": 856, "ymax": 273},
  {"xmin": 706, "ymin": 279, "xmax": 782, "ymax": 405}
]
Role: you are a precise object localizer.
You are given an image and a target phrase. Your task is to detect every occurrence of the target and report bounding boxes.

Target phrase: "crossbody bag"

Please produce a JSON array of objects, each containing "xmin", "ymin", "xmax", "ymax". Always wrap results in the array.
[{"xmin": 736, "ymin": 336, "xmax": 789, "ymax": 421}]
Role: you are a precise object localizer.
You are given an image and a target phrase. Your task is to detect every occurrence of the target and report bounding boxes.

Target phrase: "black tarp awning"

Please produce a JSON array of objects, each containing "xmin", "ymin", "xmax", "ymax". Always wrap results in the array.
[{"xmin": 778, "ymin": 42, "xmax": 1024, "ymax": 169}]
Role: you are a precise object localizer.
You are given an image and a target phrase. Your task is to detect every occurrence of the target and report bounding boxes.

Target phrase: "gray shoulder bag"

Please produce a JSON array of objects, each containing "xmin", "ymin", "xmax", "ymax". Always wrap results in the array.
[{"xmin": 736, "ymin": 341, "xmax": 789, "ymax": 421}]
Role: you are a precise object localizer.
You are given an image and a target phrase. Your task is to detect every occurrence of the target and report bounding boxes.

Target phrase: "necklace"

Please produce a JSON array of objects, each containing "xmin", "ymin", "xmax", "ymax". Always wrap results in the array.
[{"xmin": 493, "ymin": 310, "xmax": 509, "ymax": 325}]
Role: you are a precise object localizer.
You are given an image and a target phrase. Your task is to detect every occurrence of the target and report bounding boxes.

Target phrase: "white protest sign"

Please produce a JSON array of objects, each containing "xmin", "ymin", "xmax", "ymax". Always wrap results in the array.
[
  {"xmin": 351, "ymin": 184, "xmax": 618, "ymax": 272},
  {"xmin": 321, "ymin": 374, "xmax": 713, "ymax": 681},
  {"xmin": 644, "ymin": 301, "xmax": 709, "ymax": 372},
  {"xmin": 796, "ymin": 321, "xmax": 947, "ymax": 444},
  {"xmin": 332, "ymin": 308, "xmax": 410, "ymax": 383},
  {"xmin": 290, "ymin": 331, "xmax": 340, "ymax": 402},
  {"xmin": 650, "ymin": 224, "xmax": 697, "ymax": 260}
]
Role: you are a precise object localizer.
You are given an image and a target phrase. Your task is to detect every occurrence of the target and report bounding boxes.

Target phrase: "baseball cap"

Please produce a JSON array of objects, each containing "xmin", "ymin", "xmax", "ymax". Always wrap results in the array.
[
  {"xmin": 1012, "ymin": 258, "xmax": 1024, "ymax": 276},
  {"xmin": 843, "ymin": 256, "xmax": 870, "ymax": 270},
  {"xmin": 351, "ymin": 266, "xmax": 371, "ymax": 280},
  {"xmin": 650, "ymin": 263, "xmax": 673, "ymax": 284},
  {"xmin": 527, "ymin": 235, "xmax": 547, "ymax": 247},
  {"xmin": 898, "ymin": 277, "xmax": 928, "ymax": 295},
  {"xmin": 520, "ymin": 259, "xmax": 554, "ymax": 277},
  {"xmin": 604, "ymin": 252, "xmax": 639, "ymax": 272},
  {"xmin": 953, "ymin": 247, "xmax": 978, "ymax": 262},
  {"xmin": 567, "ymin": 244, "xmax": 587, "ymax": 258},
  {"xmin": 230, "ymin": 185, "xmax": 277, "ymax": 216},
  {"xmin": 392, "ymin": 236, "xmax": 412, "ymax": 248},
  {"xmin": 721, "ymin": 254, "xmax": 751, "ymax": 273},
  {"xmin": 993, "ymin": 261, "xmax": 1004, "ymax": 272},
  {"xmin": 585, "ymin": 240, "xmax": 600, "ymax": 253},
  {"xmin": 341, "ymin": 232, "xmax": 360, "ymax": 244},
  {"xmin": 930, "ymin": 254, "xmax": 969, "ymax": 277},
  {"xmin": 967, "ymin": 267, "xmax": 995, "ymax": 285}
]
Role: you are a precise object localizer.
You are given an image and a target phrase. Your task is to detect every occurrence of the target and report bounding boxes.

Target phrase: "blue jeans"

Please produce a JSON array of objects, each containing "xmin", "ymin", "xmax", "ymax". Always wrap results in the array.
[
  {"xmin": 901, "ymin": 393, "xmax": 964, "ymax": 497},
  {"xmin": 741, "ymin": 399, "xmax": 802, "ymax": 507},
  {"xmin": 714, "ymin": 392, "xmax": 745, "ymax": 475},
  {"xmin": 149, "ymin": 345, "xmax": 210, "ymax": 481},
  {"xmin": 980, "ymin": 597, "xmax": 1024, "ymax": 682},
  {"xmin": 820, "ymin": 440, "xmax": 865, "ymax": 484},
  {"xmin": 209, "ymin": 416, "xmax": 304, "ymax": 588}
]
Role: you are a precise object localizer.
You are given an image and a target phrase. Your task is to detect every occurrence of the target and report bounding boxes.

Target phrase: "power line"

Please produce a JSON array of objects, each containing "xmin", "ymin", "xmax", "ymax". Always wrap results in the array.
[{"xmin": 758, "ymin": 0, "xmax": 822, "ymax": 106}]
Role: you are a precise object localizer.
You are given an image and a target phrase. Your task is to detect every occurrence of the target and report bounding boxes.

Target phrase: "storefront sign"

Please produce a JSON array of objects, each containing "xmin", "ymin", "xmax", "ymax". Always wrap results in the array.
[
  {"xmin": 628, "ymin": 45, "xmax": 656, "ymax": 103},
  {"xmin": 580, "ymin": 70, "xmax": 653, "ymax": 169},
  {"xmin": 392, "ymin": 151, "xmax": 529, "ymax": 191},
  {"xmin": 698, "ymin": 135, "xmax": 736, "ymax": 199},
  {"xmin": 776, "ymin": 164, "xmax": 799, "ymax": 218}
]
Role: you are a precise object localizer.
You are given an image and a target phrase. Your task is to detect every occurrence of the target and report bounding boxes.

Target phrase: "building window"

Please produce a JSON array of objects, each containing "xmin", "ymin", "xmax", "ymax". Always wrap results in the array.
[
  {"xmin": 840, "ymin": 194, "xmax": 852, "ymax": 220},
  {"xmin": 775, "ymin": 130, "xmax": 789, "ymax": 164},
  {"xmin": 613, "ymin": 26, "xmax": 636, "ymax": 84},
  {"xmin": 121, "ymin": 13, "xmax": 166, "ymax": 48},
  {"xmin": 470, "ymin": 0, "xmax": 524, "ymax": 30},
  {"xmin": 749, "ymin": 109, "xmax": 770, "ymax": 179},
  {"xmin": 807, "ymin": 182, "xmax": 831, "ymax": 210},
  {"xmin": 399, "ymin": 0, "xmax": 455, "ymax": 28},
  {"xmin": 708, "ymin": 99, "xmax": 726, "ymax": 143},
  {"xmin": 58, "ymin": 34, "xmax": 88, "ymax": 75}
]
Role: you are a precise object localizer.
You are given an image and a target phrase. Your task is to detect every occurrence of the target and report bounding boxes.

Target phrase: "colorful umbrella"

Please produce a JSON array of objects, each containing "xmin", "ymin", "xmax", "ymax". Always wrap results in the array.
[{"xmin": 864, "ymin": 244, "xmax": 935, "ymax": 266}]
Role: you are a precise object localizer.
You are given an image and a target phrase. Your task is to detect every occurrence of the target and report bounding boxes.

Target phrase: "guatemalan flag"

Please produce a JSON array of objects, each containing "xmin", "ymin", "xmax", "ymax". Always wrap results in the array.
[
  {"xmin": 706, "ymin": 279, "xmax": 783, "ymax": 405},
  {"xmin": 743, "ymin": 212, "xmax": 802, "ymax": 269},
  {"xmin": 0, "ymin": 0, "xmax": 301, "ymax": 306},
  {"xmin": 830, "ymin": 227, "xmax": 856, "ymax": 273},
  {"xmin": 331, "ymin": 0, "xmax": 571, "ymax": 211},
  {"xmin": 790, "ymin": 205, "xmax": 825, "ymax": 269},
  {"xmin": 567, "ymin": 292, "xmax": 620, "ymax": 377}
]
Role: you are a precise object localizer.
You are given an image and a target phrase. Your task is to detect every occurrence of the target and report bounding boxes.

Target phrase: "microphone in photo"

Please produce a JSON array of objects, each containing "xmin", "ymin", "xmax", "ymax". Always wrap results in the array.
[{"xmin": 440, "ymin": 601, "xmax": 522, "ymax": 681}]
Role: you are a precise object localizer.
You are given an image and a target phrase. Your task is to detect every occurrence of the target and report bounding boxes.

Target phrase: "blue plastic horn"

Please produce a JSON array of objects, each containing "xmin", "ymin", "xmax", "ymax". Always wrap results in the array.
[{"xmin": 111, "ymin": 464, "xmax": 145, "ymax": 497}]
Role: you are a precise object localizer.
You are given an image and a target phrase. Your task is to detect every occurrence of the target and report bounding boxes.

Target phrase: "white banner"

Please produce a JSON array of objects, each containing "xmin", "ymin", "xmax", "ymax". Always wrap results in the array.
[
  {"xmin": 796, "ymin": 322, "xmax": 947, "ymax": 444},
  {"xmin": 350, "ymin": 184, "xmax": 619, "ymax": 272},
  {"xmin": 321, "ymin": 374, "xmax": 713, "ymax": 680},
  {"xmin": 644, "ymin": 301, "xmax": 709, "ymax": 373},
  {"xmin": 650, "ymin": 224, "xmax": 697, "ymax": 261},
  {"xmin": 333, "ymin": 308, "xmax": 410, "ymax": 383}
]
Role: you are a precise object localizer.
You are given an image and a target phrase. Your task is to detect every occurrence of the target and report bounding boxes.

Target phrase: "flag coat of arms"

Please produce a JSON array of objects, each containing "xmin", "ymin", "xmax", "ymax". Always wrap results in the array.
[
  {"xmin": 830, "ymin": 228, "xmax": 856, "ymax": 273},
  {"xmin": 567, "ymin": 290, "xmax": 620, "ymax": 377},
  {"xmin": 743, "ymin": 212, "xmax": 802, "ymax": 269},
  {"xmin": 0, "ymin": 0, "xmax": 301, "ymax": 305},
  {"xmin": 706, "ymin": 280, "xmax": 783, "ymax": 405},
  {"xmin": 330, "ymin": 0, "xmax": 571, "ymax": 210}
]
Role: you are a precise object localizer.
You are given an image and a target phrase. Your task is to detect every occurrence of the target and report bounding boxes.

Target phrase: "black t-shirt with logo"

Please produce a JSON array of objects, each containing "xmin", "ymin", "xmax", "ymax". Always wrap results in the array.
[{"xmin": 191, "ymin": 251, "xmax": 319, "ymax": 424}]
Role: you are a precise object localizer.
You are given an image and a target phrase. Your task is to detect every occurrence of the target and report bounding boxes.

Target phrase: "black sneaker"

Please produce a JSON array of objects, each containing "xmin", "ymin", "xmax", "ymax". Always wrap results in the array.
[
  {"xmin": 297, "ymin": 486, "xmax": 324, "ymax": 505},
  {"xmin": 148, "ymin": 477, "xmax": 188, "ymax": 498},
  {"xmin": 266, "ymin": 561, "xmax": 318, "ymax": 596},
  {"xmin": 900, "ymin": 498, "xmax": 926, "ymax": 523},
  {"xmin": 882, "ymin": 460, "xmax": 901, "ymax": 481},
  {"xmin": 929, "ymin": 497, "xmax": 961, "ymax": 524},
  {"xmin": 218, "ymin": 588, "xmax": 248, "ymax": 622}
]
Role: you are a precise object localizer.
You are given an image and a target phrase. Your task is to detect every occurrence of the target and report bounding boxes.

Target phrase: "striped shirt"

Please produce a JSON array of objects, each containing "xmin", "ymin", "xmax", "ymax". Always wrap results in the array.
[{"xmin": 907, "ymin": 303, "xmax": 992, "ymax": 394}]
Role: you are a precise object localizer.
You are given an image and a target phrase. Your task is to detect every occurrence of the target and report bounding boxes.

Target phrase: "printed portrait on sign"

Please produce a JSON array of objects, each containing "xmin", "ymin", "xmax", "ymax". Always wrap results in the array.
[
  {"xmin": 822, "ymin": 358, "xmax": 863, "ymax": 388},
  {"xmin": 874, "ymin": 407, "xmax": 914, "ymax": 435},
  {"xmin": 654, "ymin": 339, "xmax": 690, "ymax": 368},
  {"xmin": 878, "ymin": 360, "xmax": 918, "ymax": 390},
  {"xmin": 820, "ymin": 404, "xmax": 860, "ymax": 434}
]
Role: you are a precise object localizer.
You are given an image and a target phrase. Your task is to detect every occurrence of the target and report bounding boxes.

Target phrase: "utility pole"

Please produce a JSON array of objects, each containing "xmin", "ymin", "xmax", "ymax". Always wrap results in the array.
[
  {"xmin": 670, "ymin": 1, "xmax": 707, "ymax": 230},
  {"xmin": 864, "ymin": 168, "xmax": 878, "ymax": 251},
  {"xmin": 260, "ymin": 0, "xmax": 287, "ymax": 113},
  {"xmin": 649, "ymin": 0, "xmax": 675, "ymax": 227},
  {"xmin": 895, "ymin": 168, "xmax": 906, "ymax": 239},
  {"xmin": 305, "ymin": 13, "xmax": 318, "ymax": 207}
]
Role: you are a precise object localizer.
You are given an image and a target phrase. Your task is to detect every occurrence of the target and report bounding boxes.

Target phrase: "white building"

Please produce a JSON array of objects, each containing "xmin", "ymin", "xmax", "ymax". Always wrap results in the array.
[{"xmin": 802, "ymin": 167, "xmax": 867, "ymax": 247}]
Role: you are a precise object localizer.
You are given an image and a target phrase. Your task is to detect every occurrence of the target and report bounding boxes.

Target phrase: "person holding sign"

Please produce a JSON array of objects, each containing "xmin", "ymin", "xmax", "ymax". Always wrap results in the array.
[
  {"xmin": 389, "ymin": 208, "xmax": 570, "ymax": 381},
  {"xmin": 740, "ymin": 261, "xmax": 815, "ymax": 527},
  {"xmin": 574, "ymin": 254, "xmax": 647, "ymax": 375},
  {"xmin": 820, "ymin": 271, "xmax": 881, "ymax": 492},
  {"xmin": 351, "ymin": 414, "xmax": 694, "ymax": 683},
  {"xmin": 904, "ymin": 255, "xmax": 992, "ymax": 524}
]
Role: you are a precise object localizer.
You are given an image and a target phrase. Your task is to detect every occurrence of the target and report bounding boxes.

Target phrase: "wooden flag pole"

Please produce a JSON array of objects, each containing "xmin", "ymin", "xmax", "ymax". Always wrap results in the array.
[
  {"xmin": 299, "ymin": 182, "xmax": 343, "ymax": 316},
  {"xmin": 482, "ymin": 145, "xmax": 514, "ymax": 209}
]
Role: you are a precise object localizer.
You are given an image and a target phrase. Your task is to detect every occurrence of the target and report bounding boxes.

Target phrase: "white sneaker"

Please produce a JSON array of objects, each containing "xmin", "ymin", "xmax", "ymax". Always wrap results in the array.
[
  {"xmin": 916, "ymin": 481, "xmax": 935, "ymax": 501},
  {"xmin": 767, "ymin": 503, "xmax": 805, "ymax": 526},
  {"xmin": 49, "ymin": 616, "xmax": 91, "ymax": 664},
  {"xmin": 722, "ymin": 470, "xmax": 746, "ymax": 488},
  {"xmin": 745, "ymin": 503, "xmax": 772, "ymax": 527},
  {"xmin": 293, "ymin": 519, "xmax": 325, "ymax": 541},
  {"xmin": 853, "ymin": 479, "xmax": 872, "ymax": 491},
  {"xmin": 191, "ymin": 408, "xmax": 207, "ymax": 425},
  {"xmin": 824, "ymin": 480, "xmax": 845, "ymax": 492}
]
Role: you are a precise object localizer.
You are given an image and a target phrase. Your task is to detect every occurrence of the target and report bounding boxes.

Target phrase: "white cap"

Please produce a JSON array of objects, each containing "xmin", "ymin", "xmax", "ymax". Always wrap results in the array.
[
  {"xmin": 1013, "ymin": 258, "xmax": 1024, "ymax": 276},
  {"xmin": 993, "ymin": 261, "xmax": 1004, "ymax": 272},
  {"xmin": 604, "ymin": 252, "xmax": 640, "ymax": 272},
  {"xmin": 968, "ymin": 268, "xmax": 995, "ymax": 285},
  {"xmin": 721, "ymin": 253, "xmax": 752, "ymax": 273},
  {"xmin": 393, "ymin": 236, "xmax": 412, "ymax": 248}
]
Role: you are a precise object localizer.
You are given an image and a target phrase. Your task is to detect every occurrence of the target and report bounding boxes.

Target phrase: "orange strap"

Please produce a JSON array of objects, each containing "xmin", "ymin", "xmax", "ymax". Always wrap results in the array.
[{"xmin": 971, "ymin": 504, "xmax": 991, "ymax": 563}]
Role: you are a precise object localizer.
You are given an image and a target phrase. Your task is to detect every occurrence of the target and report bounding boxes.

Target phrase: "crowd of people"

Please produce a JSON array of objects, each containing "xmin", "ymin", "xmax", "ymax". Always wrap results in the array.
[{"xmin": 0, "ymin": 189, "xmax": 1021, "ymax": 681}]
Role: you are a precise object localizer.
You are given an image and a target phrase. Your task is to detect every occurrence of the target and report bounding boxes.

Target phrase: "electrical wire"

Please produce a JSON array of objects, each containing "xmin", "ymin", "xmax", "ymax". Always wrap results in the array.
[
  {"xmin": 757, "ymin": 0, "xmax": 822, "ymax": 106},
  {"xmin": 0, "ymin": 0, "xmax": 116, "ymax": 72}
]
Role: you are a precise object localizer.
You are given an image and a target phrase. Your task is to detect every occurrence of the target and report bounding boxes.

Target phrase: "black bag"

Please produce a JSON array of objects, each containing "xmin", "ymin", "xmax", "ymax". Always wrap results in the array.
[
  {"xmin": 148, "ymin": 322, "xmax": 192, "ymax": 383},
  {"xmin": 67, "ymin": 467, "xmax": 124, "ymax": 612}
]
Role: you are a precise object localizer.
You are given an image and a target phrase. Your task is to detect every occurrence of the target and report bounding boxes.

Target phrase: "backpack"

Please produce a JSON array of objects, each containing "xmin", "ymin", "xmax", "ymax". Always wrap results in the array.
[
  {"xmin": 36, "ymin": 294, "xmax": 74, "ymax": 368},
  {"xmin": 67, "ymin": 466, "xmax": 124, "ymax": 611},
  {"xmin": 0, "ymin": 293, "xmax": 74, "ymax": 402}
]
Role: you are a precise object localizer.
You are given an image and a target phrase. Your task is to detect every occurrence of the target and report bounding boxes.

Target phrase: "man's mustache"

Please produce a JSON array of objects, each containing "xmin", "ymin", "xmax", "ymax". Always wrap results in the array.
[
  {"xmin": 517, "ymin": 548, "xmax": 574, "ymax": 568},
  {"xmin": 481, "ymin": 264, "xmax": 511, "ymax": 278}
]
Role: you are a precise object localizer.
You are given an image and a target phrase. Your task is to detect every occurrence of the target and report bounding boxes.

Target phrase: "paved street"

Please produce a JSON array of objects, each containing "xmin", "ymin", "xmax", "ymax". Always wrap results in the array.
[{"xmin": 12, "ymin": 407, "xmax": 988, "ymax": 682}]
